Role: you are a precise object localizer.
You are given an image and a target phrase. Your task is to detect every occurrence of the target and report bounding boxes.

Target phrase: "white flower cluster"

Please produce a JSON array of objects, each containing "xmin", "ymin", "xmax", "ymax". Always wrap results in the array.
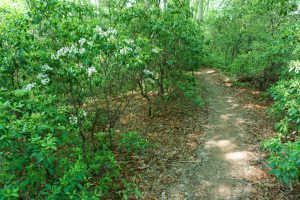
[
  {"xmin": 126, "ymin": 0, "xmax": 134, "ymax": 8},
  {"xmin": 126, "ymin": 2, "xmax": 133, "ymax": 8},
  {"xmin": 143, "ymin": 69, "xmax": 155, "ymax": 84},
  {"xmin": 87, "ymin": 66, "xmax": 97, "ymax": 77},
  {"xmin": 60, "ymin": 44, "xmax": 77, "ymax": 56},
  {"xmin": 79, "ymin": 47, "xmax": 86, "ymax": 54},
  {"xmin": 289, "ymin": 60, "xmax": 300, "ymax": 73},
  {"xmin": 79, "ymin": 110, "xmax": 87, "ymax": 118},
  {"xmin": 106, "ymin": 27, "xmax": 118, "ymax": 35},
  {"xmin": 79, "ymin": 38, "xmax": 86, "ymax": 45},
  {"xmin": 119, "ymin": 46, "xmax": 133, "ymax": 55},
  {"xmin": 107, "ymin": 36, "xmax": 116, "ymax": 42},
  {"xmin": 41, "ymin": 64, "xmax": 53, "ymax": 72},
  {"xmin": 78, "ymin": 37, "xmax": 93, "ymax": 47},
  {"xmin": 152, "ymin": 48, "xmax": 159, "ymax": 54},
  {"xmin": 23, "ymin": 83, "xmax": 36, "ymax": 91},
  {"xmin": 69, "ymin": 115, "xmax": 78, "ymax": 125},
  {"xmin": 51, "ymin": 38, "xmax": 93, "ymax": 60},
  {"xmin": 37, "ymin": 73, "xmax": 50, "ymax": 85},
  {"xmin": 143, "ymin": 69, "xmax": 154, "ymax": 76},
  {"xmin": 51, "ymin": 45, "xmax": 76, "ymax": 60},
  {"xmin": 124, "ymin": 39, "xmax": 135, "ymax": 45},
  {"xmin": 87, "ymin": 41, "xmax": 93, "ymax": 46},
  {"xmin": 95, "ymin": 26, "xmax": 117, "ymax": 38},
  {"xmin": 78, "ymin": 63, "xmax": 84, "ymax": 69}
]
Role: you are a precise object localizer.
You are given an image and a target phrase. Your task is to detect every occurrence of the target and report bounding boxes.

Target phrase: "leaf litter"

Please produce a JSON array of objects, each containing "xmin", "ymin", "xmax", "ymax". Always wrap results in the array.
[{"xmin": 114, "ymin": 68, "xmax": 300, "ymax": 199}]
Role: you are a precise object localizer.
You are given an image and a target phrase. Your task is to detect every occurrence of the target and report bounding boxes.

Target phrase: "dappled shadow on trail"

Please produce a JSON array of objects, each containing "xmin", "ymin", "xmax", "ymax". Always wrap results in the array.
[
  {"xmin": 164, "ymin": 69, "xmax": 268, "ymax": 199},
  {"xmin": 116, "ymin": 68, "xmax": 299, "ymax": 199}
]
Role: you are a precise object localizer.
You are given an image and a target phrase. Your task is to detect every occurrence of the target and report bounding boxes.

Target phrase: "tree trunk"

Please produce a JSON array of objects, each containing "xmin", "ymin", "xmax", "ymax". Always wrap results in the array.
[
  {"xmin": 144, "ymin": 0, "xmax": 149, "ymax": 8},
  {"xmin": 138, "ymin": 80, "xmax": 152, "ymax": 116},
  {"xmin": 158, "ymin": 0, "xmax": 167, "ymax": 11},
  {"xmin": 163, "ymin": 0, "xmax": 167, "ymax": 10},
  {"xmin": 197, "ymin": 0, "xmax": 204, "ymax": 21}
]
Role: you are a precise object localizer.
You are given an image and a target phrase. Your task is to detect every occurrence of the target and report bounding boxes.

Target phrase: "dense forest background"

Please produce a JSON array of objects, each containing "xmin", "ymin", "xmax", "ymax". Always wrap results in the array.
[
  {"xmin": 0, "ymin": 0, "xmax": 299, "ymax": 199},
  {"xmin": 204, "ymin": 0, "xmax": 300, "ymax": 186}
]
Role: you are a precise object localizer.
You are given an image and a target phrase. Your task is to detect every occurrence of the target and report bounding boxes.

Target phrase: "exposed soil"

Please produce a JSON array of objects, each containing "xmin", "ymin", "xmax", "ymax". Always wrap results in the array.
[{"xmin": 116, "ymin": 68, "xmax": 300, "ymax": 200}]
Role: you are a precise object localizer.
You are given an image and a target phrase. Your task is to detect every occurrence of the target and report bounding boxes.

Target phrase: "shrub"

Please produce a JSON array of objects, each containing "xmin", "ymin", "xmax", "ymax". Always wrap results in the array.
[
  {"xmin": 0, "ymin": 0, "xmax": 204, "ymax": 198},
  {"xmin": 263, "ymin": 71, "xmax": 300, "ymax": 184},
  {"xmin": 119, "ymin": 132, "xmax": 150, "ymax": 155}
]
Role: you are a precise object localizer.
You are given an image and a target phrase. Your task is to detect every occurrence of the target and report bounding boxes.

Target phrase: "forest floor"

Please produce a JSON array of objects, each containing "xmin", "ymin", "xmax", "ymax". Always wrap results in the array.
[{"xmin": 117, "ymin": 68, "xmax": 300, "ymax": 200}]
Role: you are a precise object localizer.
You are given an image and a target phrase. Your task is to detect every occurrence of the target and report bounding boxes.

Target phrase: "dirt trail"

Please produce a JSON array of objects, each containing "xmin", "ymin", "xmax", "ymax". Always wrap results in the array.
[
  {"xmin": 163, "ymin": 69, "xmax": 267, "ymax": 199},
  {"xmin": 123, "ymin": 68, "xmax": 298, "ymax": 199}
]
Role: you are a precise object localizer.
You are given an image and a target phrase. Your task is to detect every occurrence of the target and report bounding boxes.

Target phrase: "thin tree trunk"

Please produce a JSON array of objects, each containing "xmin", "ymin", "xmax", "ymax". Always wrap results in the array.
[
  {"xmin": 138, "ymin": 80, "xmax": 152, "ymax": 116},
  {"xmin": 144, "ymin": 0, "xmax": 149, "ymax": 8},
  {"xmin": 197, "ymin": 0, "xmax": 204, "ymax": 21},
  {"xmin": 163, "ymin": 0, "xmax": 167, "ymax": 10}
]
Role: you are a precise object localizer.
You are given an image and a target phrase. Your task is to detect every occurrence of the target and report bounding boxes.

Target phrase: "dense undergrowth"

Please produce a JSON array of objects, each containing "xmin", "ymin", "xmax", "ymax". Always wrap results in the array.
[
  {"xmin": 1, "ymin": 0, "xmax": 300, "ymax": 198},
  {"xmin": 204, "ymin": 0, "xmax": 300, "ymax": 185},
  {"xmin": 0, "ymin": 0, "xmax": 203, "ymax": 199}
]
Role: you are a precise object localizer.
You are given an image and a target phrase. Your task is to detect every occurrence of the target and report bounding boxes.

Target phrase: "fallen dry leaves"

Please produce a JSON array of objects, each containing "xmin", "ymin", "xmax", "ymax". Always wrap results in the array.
[{"xmin": 113, "ymin": 68, "xmax": 300, "ymax": 199}]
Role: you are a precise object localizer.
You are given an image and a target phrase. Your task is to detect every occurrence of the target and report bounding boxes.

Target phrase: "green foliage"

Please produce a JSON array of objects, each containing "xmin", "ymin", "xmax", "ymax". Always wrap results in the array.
[
  {"xmin": 262, "ymin": 138, "xmax": 300, "ymax": 184},
  {"xmin": 174, "ymin": 73, "xmax": 203, "ymax": 107},
  {"xmin": 205, "ymin": 0, "xmax": 300, "ymax": 185},
  {"xmin": 0, "ymin": 0, "xmax": 204, "ymax": 198},
  {"xmin": 119, "ymin": 132, "xmax": 150, "ymax": 155},
  {"xmin": 204, "ymin": 0, "xmax": 298, "ymax": 86},
  {"xmin": 270, "ymin": 78, "xmax": 300, "ymax": 136},
  {"xmin": 113, "ymin": 2, "xmax": 204, "ymax": 115},
  {"xmin": 263, "ymin": 75, "xmax": 300, "ymax": 184}
]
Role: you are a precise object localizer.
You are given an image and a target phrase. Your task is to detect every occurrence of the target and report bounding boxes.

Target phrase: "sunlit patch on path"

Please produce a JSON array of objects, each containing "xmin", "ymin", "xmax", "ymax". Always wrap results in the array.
[{"xmin": 163, "ymin": 68, "xmax": 268, "ymax": 199}]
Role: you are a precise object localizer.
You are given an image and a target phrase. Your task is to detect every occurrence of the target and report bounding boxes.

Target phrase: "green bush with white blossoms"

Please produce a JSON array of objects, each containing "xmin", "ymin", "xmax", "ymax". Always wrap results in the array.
[{"xmin": 0, "ymin": 0, "xmax": 204, "ymax": 199}]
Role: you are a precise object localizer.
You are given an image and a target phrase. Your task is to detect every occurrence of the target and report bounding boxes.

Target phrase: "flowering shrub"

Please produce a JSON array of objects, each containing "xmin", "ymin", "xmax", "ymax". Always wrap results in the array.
[
  {"xmin": 0, "ymin": 0, "xmax": 204, "ymax": 199},
  {"xmin": 116, "ymin": 2, "xmax": 204, "ymax": 113}
]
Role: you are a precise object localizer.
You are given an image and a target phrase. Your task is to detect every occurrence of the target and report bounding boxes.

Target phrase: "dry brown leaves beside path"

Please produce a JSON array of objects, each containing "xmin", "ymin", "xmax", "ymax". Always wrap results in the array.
[{"xmin": 116, "ymin": 68, "xmax": 300, "ymax": 200}]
